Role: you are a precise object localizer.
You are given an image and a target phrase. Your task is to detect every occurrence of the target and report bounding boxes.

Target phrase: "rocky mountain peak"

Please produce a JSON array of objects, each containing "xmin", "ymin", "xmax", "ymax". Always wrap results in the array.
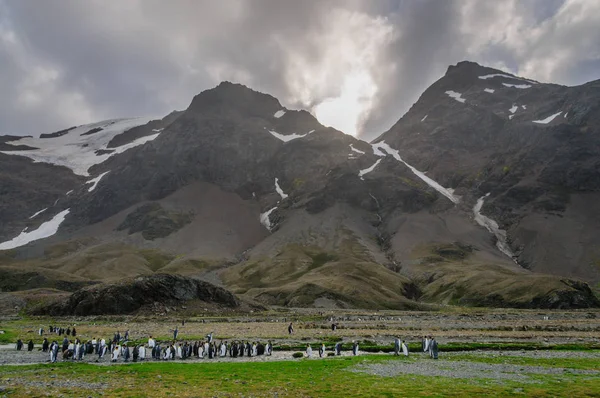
[{"xmin": 187, "ymin": 81, "xmax": 284, "ymax": 118}]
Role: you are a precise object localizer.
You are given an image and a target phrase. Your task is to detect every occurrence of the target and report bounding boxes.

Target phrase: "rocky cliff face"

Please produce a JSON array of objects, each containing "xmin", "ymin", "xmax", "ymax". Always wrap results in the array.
[{"xmin": 1, "ymin": 63, "xmax": 599, "ymax": 311}]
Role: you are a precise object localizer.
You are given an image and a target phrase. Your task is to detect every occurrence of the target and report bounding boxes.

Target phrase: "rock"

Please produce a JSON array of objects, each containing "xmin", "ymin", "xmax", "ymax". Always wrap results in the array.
[{"xmin": 29, "ymin": 274, "xmax": 240, "ymax": 315}]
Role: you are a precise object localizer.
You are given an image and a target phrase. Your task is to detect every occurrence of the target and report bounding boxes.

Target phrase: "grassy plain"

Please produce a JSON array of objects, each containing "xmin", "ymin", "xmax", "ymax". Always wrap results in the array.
[{"xmin": 0, "ymin": 353, "xmax": 599, "ymax": 397}]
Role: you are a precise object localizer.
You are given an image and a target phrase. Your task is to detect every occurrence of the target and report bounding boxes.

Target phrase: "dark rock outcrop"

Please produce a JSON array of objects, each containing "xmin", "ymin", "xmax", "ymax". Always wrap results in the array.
[{"xmin": 32, "ymin": 273, "xmax": 240, "ymax": 315}]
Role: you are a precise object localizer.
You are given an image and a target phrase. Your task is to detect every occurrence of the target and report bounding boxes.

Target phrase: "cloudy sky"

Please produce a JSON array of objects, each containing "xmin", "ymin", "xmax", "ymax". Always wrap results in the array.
[{"xmin": 1, "ymin": 0, "xmax": 599, "ymax": 141}]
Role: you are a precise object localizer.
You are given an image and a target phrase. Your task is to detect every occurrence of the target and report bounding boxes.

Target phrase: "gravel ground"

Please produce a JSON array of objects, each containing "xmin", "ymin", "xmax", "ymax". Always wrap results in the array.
[
  {"xmin": 444, "ymin": 350, "xmax": 600, "ymax": 359},
  {"xmin": 0, "ymin": 345, "xmax": 354, "ymax": 366},
  {"xmin": 351, "ymin": 357, "xmax": 600, "ymax": 383}
]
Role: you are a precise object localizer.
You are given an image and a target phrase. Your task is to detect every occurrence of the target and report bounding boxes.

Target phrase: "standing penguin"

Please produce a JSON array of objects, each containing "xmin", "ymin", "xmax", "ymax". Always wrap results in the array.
[
  {"xmin": 352, "ymin": 341, "xmax": 359, "ymax": 356},
  {"xmin": 266, "ymin": 341, "xmax": 273, "ymax": 356},
  {"xmin": 306, "ymin": 344, "xmax": 312, "ymax": 358},
  {"xmin": 335, "ymin": 342, "xmax": 342, "ymax": 356},
  {"xmin": 401, "ymin": 340, "xmax": 409, "ymax": 357},
  {"xmin": 430, "ymin": 338, "xmax": 438, "ymax": 359},
  {"xmin": 394, "ymin": 338, "xmax": 401, "ymax": 356},
  {"xmin": 319, "ymin": 343, "xmax": 325, "ymax": 358}
]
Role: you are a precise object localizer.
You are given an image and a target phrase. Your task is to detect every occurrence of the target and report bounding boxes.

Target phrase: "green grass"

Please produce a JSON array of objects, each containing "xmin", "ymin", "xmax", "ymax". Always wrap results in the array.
[
  {"xmin": 0, "ymin": 354, "xmax": 598, "ymax": 397},
  {"xmin": 0, "ymin": 328, "xmax": 17, "ymax": 344}
]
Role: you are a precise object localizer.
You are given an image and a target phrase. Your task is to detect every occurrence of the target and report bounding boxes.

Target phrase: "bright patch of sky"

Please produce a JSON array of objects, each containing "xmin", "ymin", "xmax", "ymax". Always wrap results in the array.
[{"xmin": 284, "ymin": 9, "xmax": 396, "ymax": 137}]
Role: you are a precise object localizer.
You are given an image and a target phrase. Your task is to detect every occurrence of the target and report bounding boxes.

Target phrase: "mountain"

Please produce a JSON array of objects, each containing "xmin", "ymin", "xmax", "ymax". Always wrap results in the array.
[{"xmin": 0, "ymin": 63, "xmax": 598, "ymax": 313}]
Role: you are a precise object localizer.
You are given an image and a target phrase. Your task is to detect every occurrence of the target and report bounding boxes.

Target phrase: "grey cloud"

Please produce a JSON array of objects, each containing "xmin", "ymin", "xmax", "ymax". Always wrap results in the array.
[{"xmin": 0, "ymin": 0, "xmax": 598, "ymax": 140}]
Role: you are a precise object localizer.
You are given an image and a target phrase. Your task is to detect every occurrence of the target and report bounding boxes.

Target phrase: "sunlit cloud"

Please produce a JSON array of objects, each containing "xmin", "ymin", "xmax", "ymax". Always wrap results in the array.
[{"xmin": 280, "ymin": 8, "xmax": 396, "ymax": 136}]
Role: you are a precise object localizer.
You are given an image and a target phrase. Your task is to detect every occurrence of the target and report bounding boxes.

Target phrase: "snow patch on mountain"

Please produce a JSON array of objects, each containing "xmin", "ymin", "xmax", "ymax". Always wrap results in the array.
[
  {"xmin": 502, "ymin": 83, "xmax": 532, "ymax": 89},
  {"xmin": 421, "ymin": 115, "xmax": 428, "ymax": 122},
  {"xmin": 86, "ymin": 171, "xmax": 110, "ymax": 192},
  {"xmin": 445, "ymin": 91, "xmax": 466, "ymax": 103},
  {"xmin": 478, "ymin": 73, "xmax": 535, "ymax": 84},
  {"xmin": 484, "ymin": 88, "xmax": 495, "ymax": 93},
  {"xmin": 522, "ymin": 105, "xmax": 527, "ymax": 110},
  {"xmin": 371, "ymin": 141, "xmax": 460, "ymax": 204},
  {"xmin": 358, "ymin": 159, "xmax": 382, "ymax": 180},
  {"xmin": 0, "ymin": 209, "xmax": 70, "ymax": 250},
  {"xmin": 260, "ymin": 207, "xmax": 277, "ymax": 231},
  {"xmin": 66, "ymin": 190, "xmax": 73, "ymax": 195},
  {"xmin": 1, "ymin": 117, "xmax": 157, "ymax": 176},
  {"xmin": 509, "ymin": 115, "xmax": 515, "ymax": 120},
  {"xmin": 372, "ymin": 144, "xmax": 386, "ymax": 157},
  {"xmin": 29, "ymin": 208, "xmax": 48, "ymax": 219},
  {"xmin": 349, "ymin": 144, "xmax": 365, "ymax": 154},
  {"xmin": 275, "ymin": 178, "xmax": 288, "ymax": 199},
  {"xmin": 473, "ymin": 194, "xmax": 516, "ymax": 261},
  {"xmin": 533, "ymin": 111, "xmax": 562, "ymax": 124},
  {"xmin": 268, "ymin": 130, "xmax": 306, "ymax": 142},
  {"xmin": 274, "ymin": 110, "xmax": 286, "ymax": 118},
  {"xmin": 509, "ymin": 104, "xmax": 518, "ymax": 114}
]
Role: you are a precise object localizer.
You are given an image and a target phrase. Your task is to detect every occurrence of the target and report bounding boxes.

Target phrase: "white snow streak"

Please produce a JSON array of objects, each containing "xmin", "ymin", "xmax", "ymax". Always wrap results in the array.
[
  {"xmin": 0, "ymin": 117, "xmax": 157, "ymax": 176},
  {"xmin": 445, "ymin": 91, "xmax": 466, "ymax": 103},
  {"xmin": 66, "ymin": 190, "xmax": 74, "ymax": 195},
  {"xmin": 260, "ymin": 207, "xmax": 277, "ymax": 231},
  {"xmin": 85, "ymin": 171, "xmax": 110, "ymax": 192},
  {"xmin": 372, "ymin": 144, "xmax": 386, "ymax": 157},
  {"xmin": 0, "ymin": 209, "xmax": 70, "ymax": 250},
  {"xmin": 29, "ymin": 208, "xmax": 48, "ymax": 219},
  {"xmin": 349, "ymin": 144, "xmax": 365, "ymax": 154},
  {"xmin": 274, "ymin": 178, "xmax": 288, "ymax": 199},
  {"xmin": 509, "ymin": 115, "xmax": 515, "ymax": 120},
  {"xmin": 484, "ymin": 88, "xmax": 495, "ymax": 93},
  {"xmin": 533, "ymin": 111, "xmax": 562, "ymax": 124},
  {"xmin": 502, "ymin": 83, "xmax": 532, "ymax": 89},
  {"xmin": 522, "ymin": 105, "xmax": 527, "ymax": 110},
  {"xmin": 358, "ymin": 159, "xmax": 382, "ymax": 180},
  {"xmin": 473, "ymin": 194, "xmax": 516, "ymax": 260},
  {"xmin": 274, "ymin": 110, "xmax": 286, "ymax": 118},
  {"xmin": 509, "ymin": 104, "xmax": 518, "ymax": 114},
  {"xmin": 421, "ymin": 115, "xmax": 428, "ymax": 122},
  {"xmin": 268, "ymin": 130, "xmax": 306, "ymax": 142},
  {"xmin": 478, "ymin": 74, "xmax": 536, "ymax": 83},
  {"xmin": 564, "ymin": 112, "xmax": 568, "ymax": 118},
  {"xmin": 371, "ymin": 141, "xmax": 460, "ymax": 204},
  {"xmin": 152, "ymin": 128, "xmax": 164, "ymax": 132}
]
